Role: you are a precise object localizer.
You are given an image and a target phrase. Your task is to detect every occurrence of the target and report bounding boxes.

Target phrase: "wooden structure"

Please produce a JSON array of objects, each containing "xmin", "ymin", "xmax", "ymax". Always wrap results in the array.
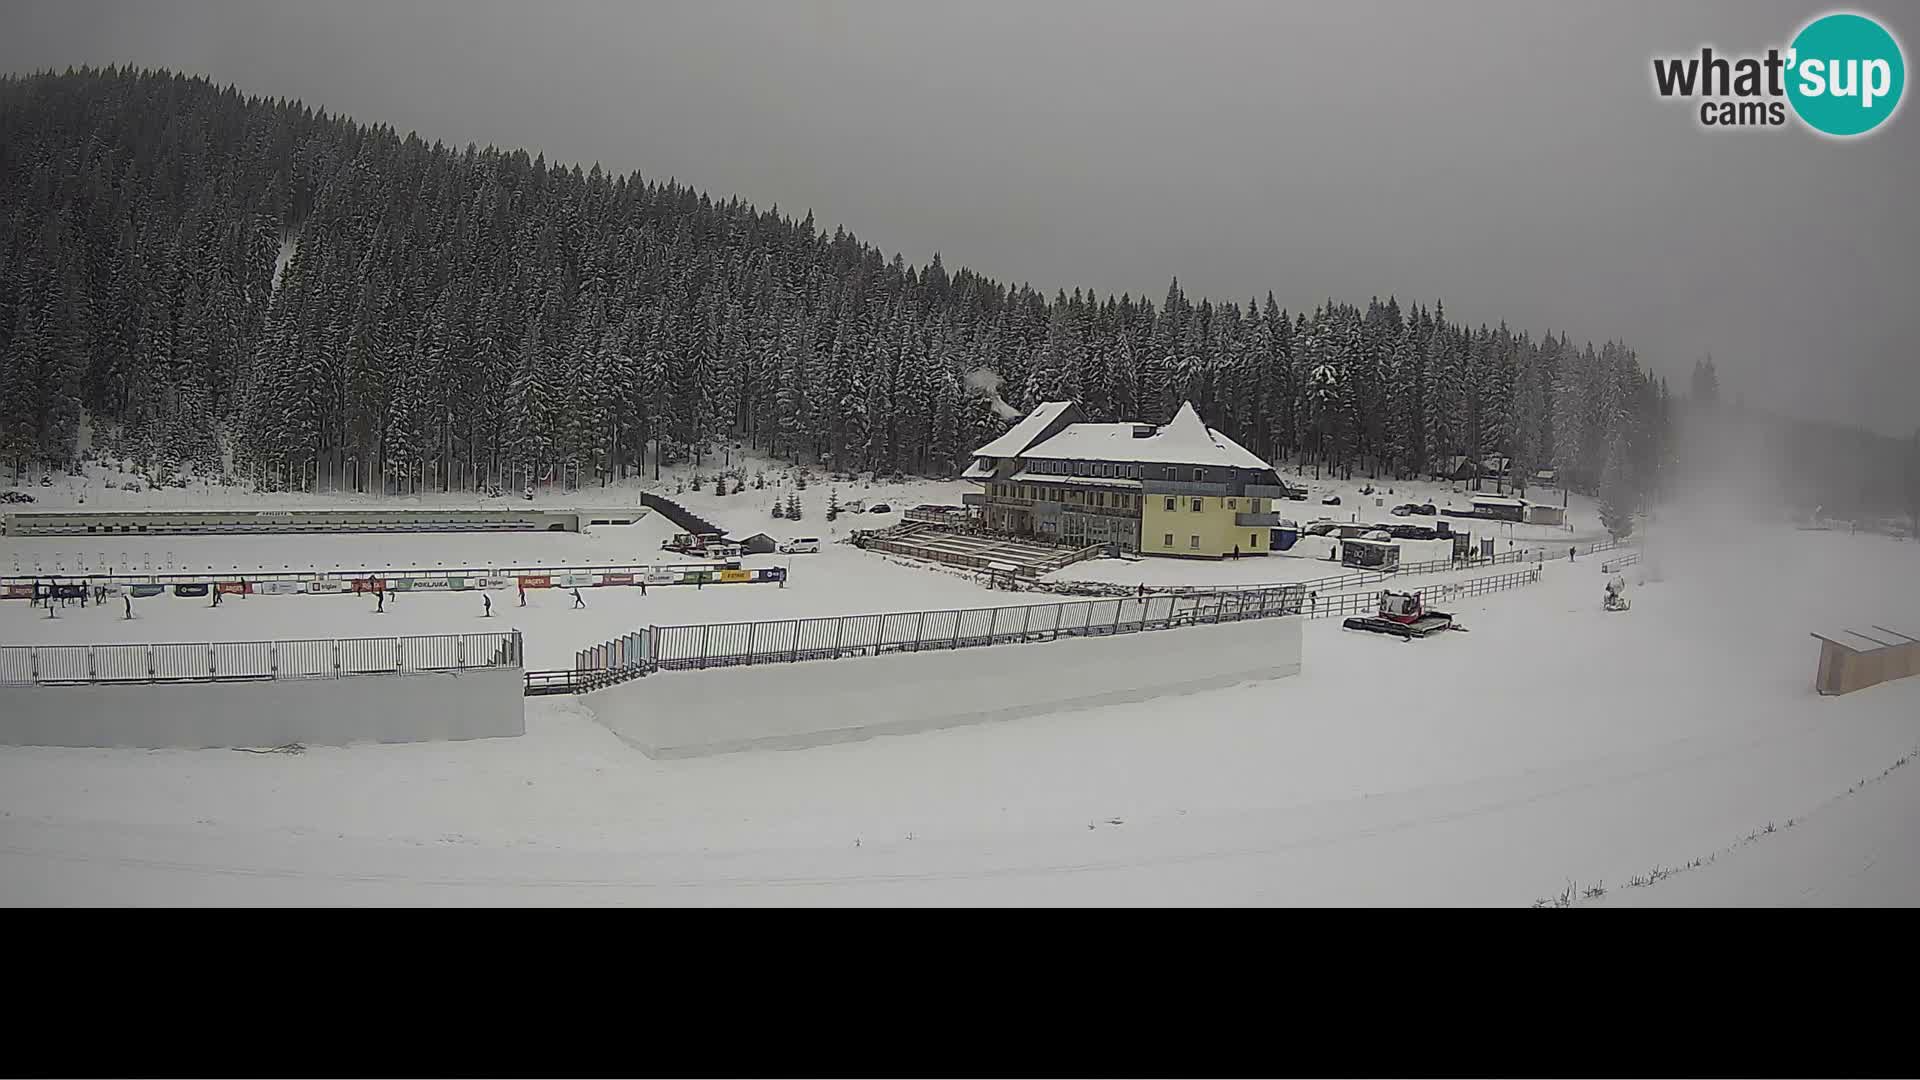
[{"xmin": 1810, "ymin": 626, "xmax": 1920, "ymax": 696}]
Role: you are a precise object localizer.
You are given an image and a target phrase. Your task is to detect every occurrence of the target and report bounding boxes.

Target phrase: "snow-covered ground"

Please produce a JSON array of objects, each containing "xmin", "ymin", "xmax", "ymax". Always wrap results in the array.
[{"xmin": 4, "ymin": 496, "xmax": 1915, "ymax": 905}]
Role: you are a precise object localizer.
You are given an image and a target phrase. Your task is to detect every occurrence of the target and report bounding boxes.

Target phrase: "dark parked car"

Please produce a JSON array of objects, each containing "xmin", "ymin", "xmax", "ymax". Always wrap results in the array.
[
  {"xmin": 868, "ymin": 503, "xmax": 892, "ymax": 513},
  {"xmin": 1321, "ymin": 495, "xmax": 1341, "ymax": 506},
  {"xmin": 1392, "ymin": 503, "xmax": 1419, "ymax": 516}
]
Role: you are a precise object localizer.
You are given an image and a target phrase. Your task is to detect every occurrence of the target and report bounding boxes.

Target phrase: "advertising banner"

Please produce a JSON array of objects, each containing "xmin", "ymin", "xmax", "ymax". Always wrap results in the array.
[
  {"xmin": 645, "ymin": 570, "xmax": 679, "ymax": 585},
  {"xmin": 557, "ymin": 573, "xmax": 596, "ymax": 588},
  {"xmin": 476, "ymin": 576, "xmax": 512, "ymax": 590},
  {"xmin": 2, "ymin": 584, "xmax": 32, "ymax": 599},
  {"xmin": 130, "ymin": 583, "xmax": 167, "ymax": 598},
  {"xmin": 255, "ymin": 580, "xmax": 303, "ymax": 595},
  {"xmin": 402, "ymin": 578, "xmax": 451, "ymax": 591},
  {"xmin": 518, "ymin": 575, "xmax": 553, "ymax": 589},
  {"xmin": 718, "ymin": 569, "xmax": 751, "ymax": 583},
  {"xmin": 216, "ymin": 581, "xmax": 249, "ymax": 595},
  {"xmin": 173, "ymin": 582, "xmax": 210, "ymax": 597},
  {"xmin": 600, "ymin": 572, "xmax": 634, "ymax": 586}
]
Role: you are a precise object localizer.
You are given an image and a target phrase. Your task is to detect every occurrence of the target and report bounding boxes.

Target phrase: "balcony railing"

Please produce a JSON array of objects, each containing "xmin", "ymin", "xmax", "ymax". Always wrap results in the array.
[
  {"xmin": 1236, "ymin": 512, "xmax": 1281, "ymax": 527},
  {"xmin": 1142, "ymin": 479, "xmax": 1229, "ymax": 497}
]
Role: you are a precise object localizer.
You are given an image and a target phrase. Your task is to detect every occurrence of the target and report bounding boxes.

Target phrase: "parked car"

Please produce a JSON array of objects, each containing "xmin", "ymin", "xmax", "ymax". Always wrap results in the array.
[
  {"xmin": 868, "ymin": 503, "xmax": 892, "ymax": 513},
  {"xmin": 1392, "ymin": 503, "xmax": 1419, "ymax": 516},
  {"xmin": 1321, "ymin": 495, "xmax": 1341, "ymax": 505},
  {"xmin": 779, "ymin": 536, "xmax": 821, "ymax": 554}
]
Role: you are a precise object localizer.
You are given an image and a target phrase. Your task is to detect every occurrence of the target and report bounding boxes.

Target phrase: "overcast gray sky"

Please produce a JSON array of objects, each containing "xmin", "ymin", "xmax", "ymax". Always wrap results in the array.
[{"xmin": 4, "ymin": 0, "xmax": 1915, "ymax": 435}]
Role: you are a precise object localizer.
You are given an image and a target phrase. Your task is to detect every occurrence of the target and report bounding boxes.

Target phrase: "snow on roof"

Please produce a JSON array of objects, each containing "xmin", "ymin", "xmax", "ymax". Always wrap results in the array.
[
  {"xmin": 1018, "ymin": 402, "xmax": 1274, "ymax": 471},
  {"xmin": 970, "ymin": 401, "xmax": 1076, "ymax": 459},
  {"xmin": 960, "ymin": 460, "xmax": 994, "ymax": 480},
  {"xmin": 1469, "ymin": 495, "xmax": 1527, "ymax": 507}
]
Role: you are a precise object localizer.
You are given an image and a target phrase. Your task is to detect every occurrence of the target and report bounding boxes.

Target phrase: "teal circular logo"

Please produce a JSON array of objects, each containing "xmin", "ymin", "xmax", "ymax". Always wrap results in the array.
[{"xmin": 1787, "ymin": 12, "xmax": 1905, "ymax": 136}]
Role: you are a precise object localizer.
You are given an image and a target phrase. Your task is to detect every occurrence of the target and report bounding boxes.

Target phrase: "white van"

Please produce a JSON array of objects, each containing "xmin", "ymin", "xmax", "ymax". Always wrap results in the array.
[{"xmin": 779, "ymin": 536, "xmax": 821, "ymax": 554}]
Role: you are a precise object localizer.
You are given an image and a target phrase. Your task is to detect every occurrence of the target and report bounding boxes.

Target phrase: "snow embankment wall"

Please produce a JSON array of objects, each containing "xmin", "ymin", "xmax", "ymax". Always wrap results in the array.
[
  {"xmin": 0, "ymin": 666, "xmax": 525, "ymax": 748},
  {"xmin": 589, "ymin": 616, "xmax": 1303, "ymax": 758}
]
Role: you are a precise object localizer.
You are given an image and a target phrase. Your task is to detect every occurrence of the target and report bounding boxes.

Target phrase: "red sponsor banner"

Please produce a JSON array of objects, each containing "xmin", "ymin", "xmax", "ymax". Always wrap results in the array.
[
  {"xmin": 216, "ymin": 581, "xmax": 250, "ymax": 595},
  {"xmin": 351, "ymin": 577, "xmax": 387, "ymax": 594},
  {"xmin": 600, "ymin": 573, "xmax": 634, "ymax": 586},
  {"xmin": 3, "ymin": 584, "xmax": 33, "ymax": 599},
  {"xmin": 518, "ymin": 575, "xmax": 552, "ymax": 589}
]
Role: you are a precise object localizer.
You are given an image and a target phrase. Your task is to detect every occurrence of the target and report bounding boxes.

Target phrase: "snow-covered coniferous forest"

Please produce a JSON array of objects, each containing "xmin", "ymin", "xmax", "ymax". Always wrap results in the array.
[{"xmin": 2, "ymin": 67, "xmax": 1692, "ymax": 512}]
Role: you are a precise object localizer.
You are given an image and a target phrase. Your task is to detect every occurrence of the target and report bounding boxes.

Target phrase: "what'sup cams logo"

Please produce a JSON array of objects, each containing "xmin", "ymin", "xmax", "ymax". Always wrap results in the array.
[{"xmin": 1653, "ymin": 11, "xmax": 1905, "ymax": 137}]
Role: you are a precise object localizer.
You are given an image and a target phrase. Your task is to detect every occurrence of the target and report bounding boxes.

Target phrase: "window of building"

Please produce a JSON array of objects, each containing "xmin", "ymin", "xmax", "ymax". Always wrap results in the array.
[
  {"xmin": 1190, "ymin": 498, "xmax": 1203, "ymax": 512},
  {"xmin": 1164, "ymin": 497, "xmax": 1176, "ymax": 512},
  {"xmin": 1193, "ymin": 468, "xmax": 1205, "ymax": 482},
  {"xmin": 1163, "ymin": 533, "xmax": 1174, "ymax": 547},
  {"xmin": 1250, "ymin": 533, "xmax": 1260, "ymax": 548},
  {"xmin": 1227, "ymin": 498, "xmax": 1236, "ymax": 509},
  {"xmin": 1189, "ymin": 535, "xmax": 1200, "ymax": 549}
]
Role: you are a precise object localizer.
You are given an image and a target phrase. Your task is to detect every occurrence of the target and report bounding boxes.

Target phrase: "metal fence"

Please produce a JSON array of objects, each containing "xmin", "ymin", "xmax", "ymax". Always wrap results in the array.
[
  {"xmin": 0, "ymin": 630, "xmax": 522, "ymax": 686},
  {"xmin": 567, "ymin": 588, "xmax": 1303, "ymax": 681},
  {"xmin": 1600, "ymin": 550, "xmax": 1642, "ymax": 573},
  {"xmin": 1043, "ymin": 544, "xmax": 1548, "ymax": 599},
  {"xmin": 1296, "ymin": 566, "xmax": 1544, "ymax": 620}
]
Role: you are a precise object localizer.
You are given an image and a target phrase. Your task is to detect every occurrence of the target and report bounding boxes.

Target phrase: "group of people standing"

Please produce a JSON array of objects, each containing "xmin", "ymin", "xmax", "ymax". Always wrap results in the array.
[{"xmin": 25, "ymin": 577, "xmax": 134, "ymax": 618}]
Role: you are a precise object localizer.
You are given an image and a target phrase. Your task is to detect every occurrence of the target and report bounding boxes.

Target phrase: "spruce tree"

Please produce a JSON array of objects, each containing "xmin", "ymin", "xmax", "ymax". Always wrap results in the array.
[{"xmin": 1599, "ymin": 437, "xmax": 1635, "ymax": 540}]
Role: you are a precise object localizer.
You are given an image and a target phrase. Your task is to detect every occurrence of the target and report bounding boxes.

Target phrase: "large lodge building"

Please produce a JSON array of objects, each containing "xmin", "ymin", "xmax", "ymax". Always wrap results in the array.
[{"xmin": 962, "ymin": 401, "xmax": 1294, "ymax": 559}]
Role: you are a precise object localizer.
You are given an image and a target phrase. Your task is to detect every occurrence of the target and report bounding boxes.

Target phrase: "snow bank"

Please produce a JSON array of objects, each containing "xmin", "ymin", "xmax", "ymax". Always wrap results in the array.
[
  {"xmin": 0, "ymin": 666, "xmax": 524, "ymax": 748},
  {"xmin": 590, "ymin": 617, "xmax": 1303, "ymax": 758}
]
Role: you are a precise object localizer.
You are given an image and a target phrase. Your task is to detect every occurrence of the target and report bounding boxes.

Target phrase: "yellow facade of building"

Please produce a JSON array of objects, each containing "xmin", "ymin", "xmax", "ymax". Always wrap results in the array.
[{"xmin": 1141, "ymin": 494, "xmax": 1269, "ymax": 558}]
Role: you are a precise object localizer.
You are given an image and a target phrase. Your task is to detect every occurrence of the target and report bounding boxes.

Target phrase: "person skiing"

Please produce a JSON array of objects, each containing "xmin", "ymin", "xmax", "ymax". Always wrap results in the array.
[
  {"xmin": 483, "ymin": 594, "xmax": 493, "ymax": 618},
  {"xmin": 1568, "ymin": 545, "xmax": 1576, "ymax": 562},
  {"xmin": 375, "ymin": 589, "xmax": 385, "ymax": 614},
  {"xmin": 123, "ymin": 592, "xmax": 133, "ymax": 620},
  {"xmin": 571, "ymin": 587, "xmax": 586, "ymax": 609},
  {"xmin": 210, "ymin": 586, "xmax": 221, "ymax": 608},
  {"xmin": 518, "ymin": 582, "xmax": 527, "ymax": 607}
]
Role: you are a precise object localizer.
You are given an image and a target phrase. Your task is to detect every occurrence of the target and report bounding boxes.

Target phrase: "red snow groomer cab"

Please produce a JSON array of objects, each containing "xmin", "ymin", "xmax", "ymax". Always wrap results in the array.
[{"xmin": 1342, "ymin": 589, "xmax": 1460, "ymax": 639}]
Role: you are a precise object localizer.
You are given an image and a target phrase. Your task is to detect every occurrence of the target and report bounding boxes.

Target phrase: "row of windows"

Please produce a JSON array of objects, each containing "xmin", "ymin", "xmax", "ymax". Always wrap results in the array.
[
  {"xmin": 992, "ymin": 483, "xmax": 1135, "ymax": 510},
  {"xmin": 1160, "ymin": 532, "xmax": 1265, "ymax": 550},
  {"xmin": 1157, "ymin": 496, "xmax": 1264, "ymax": 513},
  {"xmin": 1024, "ymin": 459, "xmax": 1232, "ymax": 484}
]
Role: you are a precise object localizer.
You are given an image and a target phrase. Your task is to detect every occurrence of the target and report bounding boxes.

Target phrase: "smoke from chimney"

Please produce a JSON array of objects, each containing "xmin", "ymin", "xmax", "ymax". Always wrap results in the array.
[{"xmin": 965, "ymin": 368, "xmax": 1021, "ymax": 419}]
